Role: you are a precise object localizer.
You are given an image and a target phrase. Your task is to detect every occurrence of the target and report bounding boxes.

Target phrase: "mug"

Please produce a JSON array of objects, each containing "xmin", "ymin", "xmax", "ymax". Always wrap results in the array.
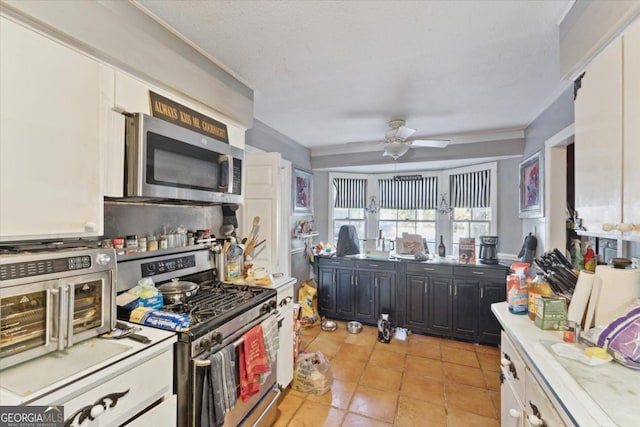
[{"xmin": 253, "ymin": 267, "xmax": 267, "ymax": 279}]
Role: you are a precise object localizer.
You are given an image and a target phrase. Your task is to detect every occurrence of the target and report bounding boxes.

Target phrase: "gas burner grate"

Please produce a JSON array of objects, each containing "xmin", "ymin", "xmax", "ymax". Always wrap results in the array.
[{"xmin": 162, "ymin": 281, "xmax": 273, "ymax": 326}]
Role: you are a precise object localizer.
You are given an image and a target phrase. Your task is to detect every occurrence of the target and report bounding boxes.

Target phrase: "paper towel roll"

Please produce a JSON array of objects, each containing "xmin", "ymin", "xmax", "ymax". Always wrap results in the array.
[
  {"xmin": 591, "ymin": 266, "xmax": 640, "ymax": 326},
  {"xmin": 568, "ymin": 270, "xmax": 595, "ymax": 326}
]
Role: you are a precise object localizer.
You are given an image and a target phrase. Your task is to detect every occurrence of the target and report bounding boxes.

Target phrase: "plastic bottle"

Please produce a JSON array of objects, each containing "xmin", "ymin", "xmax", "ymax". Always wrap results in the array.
[
  {"xmin": 571, "ymin": 240, "xmax": 584, "ymax": 271},
  {"xmin": 583, "ymin": 243, "xmax": 596, "ymax": 272},
  {"xmin": 528, "ymin": 273, "xmax": 553, "ymax": 321}
]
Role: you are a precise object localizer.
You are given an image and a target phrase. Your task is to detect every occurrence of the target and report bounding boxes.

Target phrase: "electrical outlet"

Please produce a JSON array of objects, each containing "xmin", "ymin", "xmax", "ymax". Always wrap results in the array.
[{"xmin": 632, "ymin": 257, "xmax": 640, "ymax": 269}]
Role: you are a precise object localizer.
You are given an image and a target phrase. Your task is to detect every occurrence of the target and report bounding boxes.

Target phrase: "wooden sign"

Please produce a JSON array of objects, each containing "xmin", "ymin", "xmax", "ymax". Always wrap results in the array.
[
  {"xmin": 149, "ymin": 91, "xmax": 229, "ymax": 143},
  {"xmin": 393, "ymin": 174, "xmax": 422, "ymax": 182}
]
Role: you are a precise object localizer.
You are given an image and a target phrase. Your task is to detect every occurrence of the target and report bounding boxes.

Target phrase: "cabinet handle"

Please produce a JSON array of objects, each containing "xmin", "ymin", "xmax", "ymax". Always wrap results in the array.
[
  {"xmin": 449, "ymin": 285, "xmax": 452, "ymax": 295},
  {"xmin": 481, "ymin": 288, "xmax": 484, "ymax": 299},
  {"xmin": 65, "ymin": 389, "xmax": 130, "ymax": 426},
  {"xmin": 424, "ymin": 283, "xmax": 427, "ymax": 294},
  {"xmin": 454, "ymin": 286, "xmax": 457, "ymax": 296},
  {"xmin": 423, "ymin": 267, "xmax": 434, "ymax": 271},
  {"xmin": 508, "ymin": 409, "xmax": 522, "ymax": 419},
  {"xmin": 369, "ymin": 263, "xmax": 379, "ymax": 267},
  {"xmin": 375, "ymin": 278, "xmax": 378, "ymax": 288},
  {"xmin": 527, "ymin": 414, "xmax": 544, "ymax": 426},
  {"xmin": 472, "ymin": 271, "xmax": 485, "ymax": 275}
]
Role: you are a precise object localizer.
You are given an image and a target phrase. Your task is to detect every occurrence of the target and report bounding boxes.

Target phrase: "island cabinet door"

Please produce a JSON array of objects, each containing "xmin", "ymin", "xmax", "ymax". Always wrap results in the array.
[
  {"xmin": 478, "ymin": 281, "xmax": 506, "ymax": 345},
  {"xmin": 354, "ymin": 270, "xmax": 375, "ymax": 323},
  {"xmin": 336, "ymin": 269, "xmax": 355, "ymax": 317},
  {"xmin": 405, "ymin": 275, "xmax": 428, "ymax": 330},
  {"xmin": 318, "ymin": 267, "xmax": 337, "ymax": 317},
  {"xmin": 452, "ymin": 279, "xmax": 479, "ymax": 338},
  {"xmin": 374, "ymin": 271, "xmax": 396, "ymax": 321},
  {"xmin": 428, "ymin": 277, "xmax": 453, "ymax": 335}
]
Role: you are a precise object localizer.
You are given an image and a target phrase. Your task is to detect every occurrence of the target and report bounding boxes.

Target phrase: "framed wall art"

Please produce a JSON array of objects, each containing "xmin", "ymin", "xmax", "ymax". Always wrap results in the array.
[
  {"xmin": 519, "ymin": 151, "xmax": 544, "ymax": 218},
  {"xmin": 293, "ymin": 168, "xmax": 313, "ymax": 214}
]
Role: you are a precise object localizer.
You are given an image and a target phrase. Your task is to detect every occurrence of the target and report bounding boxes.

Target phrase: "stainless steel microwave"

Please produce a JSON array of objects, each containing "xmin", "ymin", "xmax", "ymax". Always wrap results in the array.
[
  {"xmin": 124, "ymin": 113, "xmax": 243, "ymax": 204},
  {"xmin": 0, "ymin": 248, "xmax": 116, "ymax": 370}
]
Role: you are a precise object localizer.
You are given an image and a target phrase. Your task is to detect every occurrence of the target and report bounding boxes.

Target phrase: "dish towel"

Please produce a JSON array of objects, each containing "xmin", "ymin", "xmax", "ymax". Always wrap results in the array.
[
  {"xmin": 260, "ymin": 316, "xmax": 279, "ymax": 384},
  {"xmin": 224, "ymin": 344, "xmax": 237, "ymax": 410},
  {"xmin": 239, "ymin": 325, "xmax": 269, "ymax": 402},
  {"xmin": 200, "ymin": 353, "xmax": 225, "ymax": 427}
]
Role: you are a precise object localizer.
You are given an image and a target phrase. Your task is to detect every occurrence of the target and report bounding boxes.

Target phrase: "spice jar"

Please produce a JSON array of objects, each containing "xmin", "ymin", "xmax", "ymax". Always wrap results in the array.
[
  {"xmin": 159, "ymin": 235, "xmax": 168, "ymax": 249},
  {"xmin": 113, "ymin": 237, "xmax": 125, "ymax": 249},
  {"xmin": 147, "ymin": 235, "xmax": 158, "ymax": 251},
  {"xmin": 126, "ymin": 235, "xmax": 138, "ymax": 249},
  {"xmin": 138, "ymin": 236, "xmax": 147, "ymax": 252}
]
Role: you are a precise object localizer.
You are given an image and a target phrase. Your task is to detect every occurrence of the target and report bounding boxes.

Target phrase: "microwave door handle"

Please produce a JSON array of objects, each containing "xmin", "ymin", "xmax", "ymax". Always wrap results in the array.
[
  {"xmin": 227, "ymin": 155, "xmax": 234, "ymax": 194},
  {"xmin": 220, "ymin": 154, "xmax": 233, "ymax": 194},
  {"xmin": 66, "ymin": 285, "xmax": 75, "ymax": 347}
]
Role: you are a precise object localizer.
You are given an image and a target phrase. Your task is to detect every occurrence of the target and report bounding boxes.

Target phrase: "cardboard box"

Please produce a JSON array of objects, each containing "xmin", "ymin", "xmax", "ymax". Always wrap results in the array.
[
  {"xmin": 458, "ymin": 238, "xmax": 476, "ymax": 264},
  {"xmin": 535, "ymin": 296, "xmax": 567, "ymax": 330}
]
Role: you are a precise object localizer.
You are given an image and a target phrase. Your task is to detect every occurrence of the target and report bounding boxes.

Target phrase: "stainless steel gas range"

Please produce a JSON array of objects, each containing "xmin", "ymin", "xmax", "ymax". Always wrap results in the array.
[{"xmin": 117, "ymin": 246, "xmax": 279, "ymax": 427}]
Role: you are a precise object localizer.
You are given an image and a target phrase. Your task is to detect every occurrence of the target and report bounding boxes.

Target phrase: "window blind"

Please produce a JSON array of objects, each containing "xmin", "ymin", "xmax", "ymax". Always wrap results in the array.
[
  {"xmin": 333, "ymin": 178, "xmax": 367, "ymax": 208},
  {"xmin": 449, "ymin": 169, "xmax": 491, "ymax": 208},
  {"xmin": 378, "ymin": 176, "xmax": 438, "ymax": 209}
]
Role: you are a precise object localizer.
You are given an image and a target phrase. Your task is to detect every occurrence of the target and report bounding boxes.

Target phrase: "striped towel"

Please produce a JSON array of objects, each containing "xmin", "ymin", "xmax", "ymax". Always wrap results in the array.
[
  {"xmin": 260, "ymin": 315, "xmax": 280, "ymax": 384},
  {"xmin": 239, "ymin": 325, "xmax": 269, "ymax": 402}
]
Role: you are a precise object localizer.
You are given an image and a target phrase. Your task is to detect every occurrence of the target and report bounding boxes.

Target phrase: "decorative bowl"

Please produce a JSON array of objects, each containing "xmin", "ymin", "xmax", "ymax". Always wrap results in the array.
[
  {"xmin": 321, "ymin": 320, "xmax": 338, "ymax": 332},
  {"xmin": 612, "ymin": 258, "xmax": 632, "ymax": 269},
  {"xmin": 346, "ymin": 321, "xmax": 363, "ymax": 334}
]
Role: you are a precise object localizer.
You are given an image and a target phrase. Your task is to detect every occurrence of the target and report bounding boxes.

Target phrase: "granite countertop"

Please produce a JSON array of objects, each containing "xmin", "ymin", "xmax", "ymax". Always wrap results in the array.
[
  {"xmin": 338, "ymin": 253, "xmax": 510, "ymax": 268},
  {"xmin": 492, "ymin": 302, "xmax": 640, "ymax": 427}
]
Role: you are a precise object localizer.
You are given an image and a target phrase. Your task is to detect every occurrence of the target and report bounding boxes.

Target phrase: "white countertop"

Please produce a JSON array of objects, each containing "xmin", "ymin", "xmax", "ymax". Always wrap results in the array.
[
  {"xmin": 492, "ymin": 302, "xmax": 640, "ymax": 427},
  {"xmin": 0, "ymin": 323, "xmax": 176, "ymax": 406}
]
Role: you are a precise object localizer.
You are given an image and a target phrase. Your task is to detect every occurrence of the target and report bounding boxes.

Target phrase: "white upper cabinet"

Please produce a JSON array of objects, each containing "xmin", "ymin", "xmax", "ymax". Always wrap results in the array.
[
  {"xmin": 113, "ymin": 71, "xmax": 246, "ymax": 149},
  {"xmin": 0, "ymin": 16, "xmax": 103, "ymax": 241},
  {"xmin": 574, "ymin": 35, "xmax": 623, "ymax": 233},
  {"xmin": 623, "ymin": 18, "xmax": 640, "ymax": 225}
]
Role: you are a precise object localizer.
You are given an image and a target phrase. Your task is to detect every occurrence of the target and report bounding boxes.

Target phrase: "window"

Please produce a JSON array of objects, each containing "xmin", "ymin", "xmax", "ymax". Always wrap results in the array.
[
  {"xmin": 379, "ymin": 208, "xmax": 436, "ymax": 251},
  {"xmin": 333, "ymin": 208, "xmax": 366, "ymax": 243},
  {"xmin": 451, "ymin": 207, "xmax": 491, "ymax": 256},
  {"xmin": 378, "ymin": 175, "xmax": 438, "ymax": 252},
  {"xmin": 331, "ymin": 177, "xmax": 367, "ymax": 244},
  {"xmin": 448, "ymin": 168, "xmax": 494, "ymax": 256}
]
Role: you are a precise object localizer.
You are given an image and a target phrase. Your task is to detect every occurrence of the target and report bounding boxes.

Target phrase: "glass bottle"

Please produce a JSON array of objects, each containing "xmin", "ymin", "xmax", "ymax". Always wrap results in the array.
[{"xmin": 438, "ymin": 235, "xmax": 446, "ymax": 257}]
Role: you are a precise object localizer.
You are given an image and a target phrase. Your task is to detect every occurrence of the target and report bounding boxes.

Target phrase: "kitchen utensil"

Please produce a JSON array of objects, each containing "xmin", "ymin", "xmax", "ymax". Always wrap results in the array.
[
  {"xmin": 321, "ymin": 319, "xmax": 338, "ymax": 332},
  {"xmin": 157, "ymin": 278, "xmax": 199, "ymax": 304},
  {"xmin": 346, "ymin": 321, "xmax": 363, "ymax": 334},
  {"xmin": 103, "ymin": 323, "xmax": 151, "ymax": 344}
]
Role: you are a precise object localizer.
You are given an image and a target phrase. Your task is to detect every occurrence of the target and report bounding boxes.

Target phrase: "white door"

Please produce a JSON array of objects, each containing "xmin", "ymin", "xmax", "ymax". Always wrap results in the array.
[{"xmin": 240, "ymin": 152, "xmax": 291, "ymax": 275}]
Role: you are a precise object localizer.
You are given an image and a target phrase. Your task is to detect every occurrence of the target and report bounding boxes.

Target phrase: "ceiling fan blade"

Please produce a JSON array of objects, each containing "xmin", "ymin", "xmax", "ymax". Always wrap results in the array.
[
  {"xmin": 396, "ymin": 126, "xmax": 416, "ymax": 140},
  {"xmin": 409, "ymin": 139, "xmax": 450, "ymax": 148}
]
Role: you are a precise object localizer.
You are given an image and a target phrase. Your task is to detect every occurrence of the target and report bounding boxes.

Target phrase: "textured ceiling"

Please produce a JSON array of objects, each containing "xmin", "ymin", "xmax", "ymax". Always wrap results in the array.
[{"xmin": 136, "ymin": 0, "xmax": 573, "ymax": 158}]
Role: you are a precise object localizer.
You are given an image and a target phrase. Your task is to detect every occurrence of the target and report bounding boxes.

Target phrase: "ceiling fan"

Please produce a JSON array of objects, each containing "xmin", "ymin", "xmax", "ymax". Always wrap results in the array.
[{"xmin": 383, "ymin": 119, "xmax": 450, "ymax": 160}]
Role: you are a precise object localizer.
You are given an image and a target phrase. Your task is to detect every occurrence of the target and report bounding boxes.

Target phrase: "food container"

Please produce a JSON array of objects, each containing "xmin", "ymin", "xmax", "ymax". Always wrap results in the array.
[
  {"xmin": 346, "ymin": 321, "xmax": 363, "ymax": 334},
  {"xmin": 321, "ymin": 320, "xmax": 338, "ymax": 332}
]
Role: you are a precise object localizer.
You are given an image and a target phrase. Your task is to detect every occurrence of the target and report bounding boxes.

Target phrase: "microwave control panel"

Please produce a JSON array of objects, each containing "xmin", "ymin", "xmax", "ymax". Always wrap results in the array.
[
  {"xmin": 0, "ymin": 256, "xmax": 92, "ymax": 281},
  {"xmin": 141, "ymin": 255, "xmax": 196, "ymax": 277}
]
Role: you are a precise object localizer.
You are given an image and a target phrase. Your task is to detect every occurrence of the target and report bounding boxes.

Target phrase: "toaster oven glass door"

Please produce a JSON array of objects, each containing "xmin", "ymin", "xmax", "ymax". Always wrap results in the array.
[
  {"xmin": 63, "ymin": 272, "xmax": 112, "ymax": 346},
  {"xmin": 0, "ymin": 281, "xmax": 57, "ymax": 362}
]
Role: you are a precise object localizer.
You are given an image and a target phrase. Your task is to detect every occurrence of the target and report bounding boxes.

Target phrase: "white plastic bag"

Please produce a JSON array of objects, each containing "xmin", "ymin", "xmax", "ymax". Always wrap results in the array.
[{"xmin": 292, "ymin": 351, "xmax": 333, "ymax": 395}]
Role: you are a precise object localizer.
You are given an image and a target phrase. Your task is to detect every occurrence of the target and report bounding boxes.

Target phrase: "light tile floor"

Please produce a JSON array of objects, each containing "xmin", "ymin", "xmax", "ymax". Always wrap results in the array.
[{"xmin": 273, "ymin": 320, "xmax": 501, "ymax": 427}]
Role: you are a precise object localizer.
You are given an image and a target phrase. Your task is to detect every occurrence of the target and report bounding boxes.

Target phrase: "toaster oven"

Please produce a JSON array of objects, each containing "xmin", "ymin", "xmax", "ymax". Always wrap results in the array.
[{"xmin": 0, "ymin": 248, "xmax": 116, "ymax": 370}]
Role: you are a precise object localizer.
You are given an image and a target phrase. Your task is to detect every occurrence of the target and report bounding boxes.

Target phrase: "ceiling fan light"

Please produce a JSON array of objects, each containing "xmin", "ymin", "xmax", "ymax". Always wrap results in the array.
[{"xmin": 382, "ymin": 142, "xmax": 409, "ymax": 160}]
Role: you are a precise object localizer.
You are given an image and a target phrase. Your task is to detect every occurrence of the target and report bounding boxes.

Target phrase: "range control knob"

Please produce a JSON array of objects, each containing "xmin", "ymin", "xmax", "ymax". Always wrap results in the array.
[
  {"xmin": 95, "ymin": 253, "xmax": 112, "ymax": 266},
  {"xmin": 262, "ymin": 300, "xmax": 277, "ymax": 313},
  {"xmin": 212, "ymin": 332, "xmax": 223, "ymax": 345},
  {"xmin": 199, "ymin": 339, "xmax": 211, "ymax": 350}
]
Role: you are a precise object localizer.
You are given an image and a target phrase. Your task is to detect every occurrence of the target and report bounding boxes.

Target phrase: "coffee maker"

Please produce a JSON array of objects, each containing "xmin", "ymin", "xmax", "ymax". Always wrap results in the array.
[{"xmin": 479, "ymin": 236, "xmax": 499, "ymax": 264}]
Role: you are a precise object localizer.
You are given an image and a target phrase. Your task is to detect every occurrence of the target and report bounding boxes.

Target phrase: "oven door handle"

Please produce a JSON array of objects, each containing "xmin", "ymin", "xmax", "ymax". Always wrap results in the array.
[
  {"xmin": 55, "ymin": 285, "xmax": 67, "ymax": 351},
  {"xmin": 193, "ymin": 309, "xmax": 275, "ymax": 367},
  {"xmin": 66, "ymin": 284, "xmax": 75, "ymax": 347}
]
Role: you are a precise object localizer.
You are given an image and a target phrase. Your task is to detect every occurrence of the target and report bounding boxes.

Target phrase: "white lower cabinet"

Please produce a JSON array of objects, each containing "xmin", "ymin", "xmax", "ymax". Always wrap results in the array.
[
  {"xmin": 501, "ymin": 367, "xmax": 524, "ymax": 427},
  {"xmin": 524, "ymin": 369, "xmax": 564, "ymax": 427},
  {"xmin": 500, "ymin": 332, "xmax": 565, "ymax": 427},
  {"xmin": 124, "ymin": 394, "xmax": 177, "ymax": 427}
]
